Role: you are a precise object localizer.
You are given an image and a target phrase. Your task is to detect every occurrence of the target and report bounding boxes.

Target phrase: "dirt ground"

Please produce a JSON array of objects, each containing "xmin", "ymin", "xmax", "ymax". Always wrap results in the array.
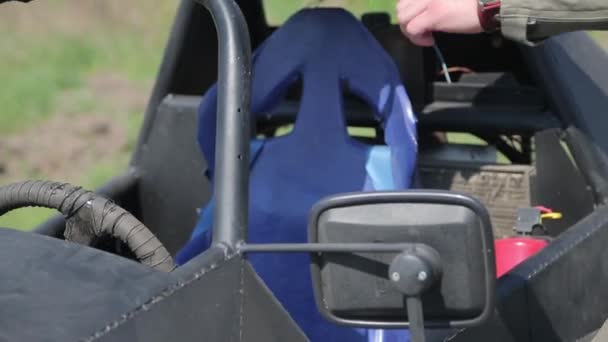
[{"xmin": 0, "ymin": 73, "xmax": 147, "ymax": 185}]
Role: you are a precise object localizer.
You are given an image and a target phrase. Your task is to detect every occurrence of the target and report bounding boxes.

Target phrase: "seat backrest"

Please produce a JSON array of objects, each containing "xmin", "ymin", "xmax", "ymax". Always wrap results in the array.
[{"xmin": 178, "ymin": 8, "xmax": 417, "ymax": 341}]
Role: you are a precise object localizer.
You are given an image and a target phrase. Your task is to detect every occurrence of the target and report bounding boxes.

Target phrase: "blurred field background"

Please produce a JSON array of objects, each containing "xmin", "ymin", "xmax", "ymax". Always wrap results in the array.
[
  {"xmin": 0, "ymin": 0, "xmax": 606, "ymax": 230},
  {"xmin": 0, "ymin": 1, "xmax": 177, "ymax": 228}
]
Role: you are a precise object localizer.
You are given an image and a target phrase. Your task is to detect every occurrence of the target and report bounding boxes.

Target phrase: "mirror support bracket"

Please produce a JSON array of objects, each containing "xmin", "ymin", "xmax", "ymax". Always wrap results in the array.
[
  {"xmin": 388, "ymin": 246, "xmax": 443, "ymax": 342},
  {"xmin": 239, "ymin": 242, "xmax": 442, "ymax": 342},
  {"xmin": 406, "ymin": 296, "xmax": 426, "ymax": 342}
]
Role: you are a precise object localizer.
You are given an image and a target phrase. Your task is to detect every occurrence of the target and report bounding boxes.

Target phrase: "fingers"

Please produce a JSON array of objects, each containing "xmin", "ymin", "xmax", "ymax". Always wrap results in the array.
[
  {"xmin": 408, "ymin": 32, "xmax": 435, "ymax": 47},
  {"xmin": 405, "ymin": 10, "xmax": 434, "ymax": 38},
  {"xmin": 398, "ymin": 0, "xmax": 484, "ymax": 43},
  {"xmin": 396, "ymin": 0, "xmax": 430, "ymax": 27},
  {"xmin": 400, "ymin": 10, "xmax": 436, "ymax": 47}
]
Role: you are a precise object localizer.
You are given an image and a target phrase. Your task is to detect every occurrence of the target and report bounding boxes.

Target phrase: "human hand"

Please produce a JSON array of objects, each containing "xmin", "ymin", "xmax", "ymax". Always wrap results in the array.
[{"xmin": 396, "ymin": 0, "xmax": 484, "ymax": 46}]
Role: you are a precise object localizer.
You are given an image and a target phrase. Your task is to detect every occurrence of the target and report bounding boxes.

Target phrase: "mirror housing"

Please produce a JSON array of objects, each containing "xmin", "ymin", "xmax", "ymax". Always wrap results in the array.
[{"xmin": 308, "ymin": 190, "xmax": 495, "ymax": 329}]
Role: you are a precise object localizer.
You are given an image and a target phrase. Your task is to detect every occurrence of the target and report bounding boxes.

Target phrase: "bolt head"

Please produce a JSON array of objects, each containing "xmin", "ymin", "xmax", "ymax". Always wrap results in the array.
[
  {"xmin": 391, "ymin": 272, "xmax": 401, "ymax": 282},
  {"xmin": 417, "ymin": 271, "xmax": 428, "ymax": 282}
]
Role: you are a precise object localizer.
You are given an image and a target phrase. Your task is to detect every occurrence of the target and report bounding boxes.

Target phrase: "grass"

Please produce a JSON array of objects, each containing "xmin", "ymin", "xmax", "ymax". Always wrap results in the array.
[
  {"xmin": 0, "ymin": 1, "xmax": 175, "ymax": 229},
  {"xmin": 0, "ymin": 1, "xmax": 175, "ymax": 134},
  {"xmin": 0, "ymin": 37, "xmax": 96, "ymax": 133},
  {"xmin": 591, "ymin": 31, "xmax": 608, "ymax": 49},
  {"xmin": 447, "ymin": 133, "xmax": 510, "ymax": 164},
  {"xmin": 263, "ymin": 0, "xmax": 396, "ymax": 25}
]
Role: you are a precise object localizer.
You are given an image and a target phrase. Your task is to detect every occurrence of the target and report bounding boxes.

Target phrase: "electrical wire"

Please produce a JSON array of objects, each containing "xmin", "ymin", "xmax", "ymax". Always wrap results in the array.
[
  {"xmin": 439, "ymin": 66, "xmax": 474, "ymax": 76},
  {"xmin": 433, "ymin": 43, "xmax": 452, "ymax": 84}
]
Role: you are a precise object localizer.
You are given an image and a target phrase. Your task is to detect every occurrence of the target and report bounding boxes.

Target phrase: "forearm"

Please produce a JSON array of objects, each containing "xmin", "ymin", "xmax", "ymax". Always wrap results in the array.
[{"xmin": 500, "ymin": 0, "xmax": 608, "ymax": 45}]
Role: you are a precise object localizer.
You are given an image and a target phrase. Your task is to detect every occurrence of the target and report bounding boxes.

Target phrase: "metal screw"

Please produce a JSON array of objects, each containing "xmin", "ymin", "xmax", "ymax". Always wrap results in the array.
[
  {"xmin": 417, "ymin": 271, "xmax": 428, "ymax": 282},
  {"xmin": 391, "ymin": 272, "xmax": 400, "ymax": 282}
]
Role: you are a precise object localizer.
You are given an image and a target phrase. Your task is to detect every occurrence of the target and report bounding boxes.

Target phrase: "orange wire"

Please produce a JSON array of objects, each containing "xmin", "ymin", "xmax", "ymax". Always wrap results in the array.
[{"xmin": 438, "ymin": 66, "xmax": 475, "ymax": 76}]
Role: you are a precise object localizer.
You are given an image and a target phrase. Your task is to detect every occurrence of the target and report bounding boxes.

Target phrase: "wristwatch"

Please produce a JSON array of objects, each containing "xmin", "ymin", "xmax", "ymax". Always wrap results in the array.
[{"xmin": 478, "ymin": 0, "xmax": 501, "ymax": 32}]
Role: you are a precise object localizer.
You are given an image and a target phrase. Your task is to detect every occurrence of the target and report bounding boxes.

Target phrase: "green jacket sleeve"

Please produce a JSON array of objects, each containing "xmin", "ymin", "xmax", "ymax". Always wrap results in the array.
[{"xmin": 500, "ymin": 0, "xmax": 608, "ymax": 45}]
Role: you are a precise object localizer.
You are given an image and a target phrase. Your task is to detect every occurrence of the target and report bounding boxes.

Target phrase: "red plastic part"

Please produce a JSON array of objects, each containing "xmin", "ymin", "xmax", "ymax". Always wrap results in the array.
[{"xmin": 494, "ymin": 237, "xmax": 548, "ymax": 278}]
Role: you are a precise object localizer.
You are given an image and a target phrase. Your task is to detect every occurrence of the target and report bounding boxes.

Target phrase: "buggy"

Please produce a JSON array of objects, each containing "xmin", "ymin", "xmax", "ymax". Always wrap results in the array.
[{"xmin": 1, "ymin": 1, "xmax": 608, "ymax": 341}]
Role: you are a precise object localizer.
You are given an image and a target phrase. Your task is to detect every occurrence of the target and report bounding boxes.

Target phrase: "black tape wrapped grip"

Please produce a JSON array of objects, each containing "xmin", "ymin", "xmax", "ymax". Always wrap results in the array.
[{"xmin": 0, "ymin": 181, "xmax": 175, "ymax": 272}]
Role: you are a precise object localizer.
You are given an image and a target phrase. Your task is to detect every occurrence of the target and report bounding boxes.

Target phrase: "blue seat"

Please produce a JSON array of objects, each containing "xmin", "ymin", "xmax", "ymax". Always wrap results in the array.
[{"xmin": 177, "ymin": 8, "xmax": 417, "ymax": 342}]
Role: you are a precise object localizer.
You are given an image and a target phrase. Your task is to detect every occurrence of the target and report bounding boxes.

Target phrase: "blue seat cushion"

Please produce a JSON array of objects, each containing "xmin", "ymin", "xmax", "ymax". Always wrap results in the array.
[{"xmin": 177, "ymin": 8, "xmax": 418, "ymax": 342}]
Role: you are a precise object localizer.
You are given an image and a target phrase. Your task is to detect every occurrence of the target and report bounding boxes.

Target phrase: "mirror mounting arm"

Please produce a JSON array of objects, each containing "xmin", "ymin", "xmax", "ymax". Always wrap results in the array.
[
  {"xmin": 239, "ymin": 242, "xmax": 420, "ymax": 254},
  {"xmin": 406, "ymin": 296, "xmax": 427, "ymax": 342},
  {"xmin": 388, "ymin": 245, "xmax": 443, "ymax": 342},
  {"xmin": 239, "ymin": 241, "xmax": 441, "ymax": 342}
]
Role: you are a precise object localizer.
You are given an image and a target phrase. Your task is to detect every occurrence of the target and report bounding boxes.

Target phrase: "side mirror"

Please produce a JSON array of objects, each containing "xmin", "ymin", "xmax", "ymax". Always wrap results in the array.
[{"xmin": 308, "ymin": 190, "xmax": 495, "ymax": 337}]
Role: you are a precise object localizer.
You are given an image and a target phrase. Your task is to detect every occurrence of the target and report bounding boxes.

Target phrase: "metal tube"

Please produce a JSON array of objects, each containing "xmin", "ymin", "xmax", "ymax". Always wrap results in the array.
[
  {"xmin": 240, "ymin": 243, "xmax": 415, "ymax": 253},
  {"xmin": 406, "ymin": 296, "xmax": 426, "ymax": 342},
  {"xmin": 197, "ymin": 0, "xmax": 252, "ymax": 250}
]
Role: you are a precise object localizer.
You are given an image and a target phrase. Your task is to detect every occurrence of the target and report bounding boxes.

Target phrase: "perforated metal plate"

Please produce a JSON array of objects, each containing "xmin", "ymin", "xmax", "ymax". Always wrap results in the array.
[{"xmin": 418, "ymin": 161, "xmax": 533, "ymax": 238}]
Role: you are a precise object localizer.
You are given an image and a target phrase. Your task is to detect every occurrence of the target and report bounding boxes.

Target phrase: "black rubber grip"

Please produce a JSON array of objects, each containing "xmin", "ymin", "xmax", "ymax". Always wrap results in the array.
[{"xmin": 0, "ymin": 181, "xmax": 176, "ymax": 272}]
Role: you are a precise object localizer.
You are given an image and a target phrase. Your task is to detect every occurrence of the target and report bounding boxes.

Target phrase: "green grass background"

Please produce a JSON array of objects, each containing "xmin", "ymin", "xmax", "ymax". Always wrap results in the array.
[
  {"xmin": 0, "ymin": 0, "xmax": 606, "ymax": 230},
  {"xmin": 0, "ymin": 1, "xmax": 175, "ymax": 228}
]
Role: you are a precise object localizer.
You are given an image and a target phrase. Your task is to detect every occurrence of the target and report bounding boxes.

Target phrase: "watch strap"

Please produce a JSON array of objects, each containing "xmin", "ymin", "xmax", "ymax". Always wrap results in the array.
[{"xmin": 478, "ymin": 0, "xmax": 501, "ymax": 32}]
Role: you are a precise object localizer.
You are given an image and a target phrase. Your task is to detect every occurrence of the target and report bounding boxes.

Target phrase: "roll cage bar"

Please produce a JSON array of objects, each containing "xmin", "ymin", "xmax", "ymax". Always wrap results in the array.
[
  {"xmin": 194, "ymin": 0, "xmax": 252, "ymax": 251},
  {"xmin": 132, "ymin": 0, "xmax": 255, "ymax": 253}
]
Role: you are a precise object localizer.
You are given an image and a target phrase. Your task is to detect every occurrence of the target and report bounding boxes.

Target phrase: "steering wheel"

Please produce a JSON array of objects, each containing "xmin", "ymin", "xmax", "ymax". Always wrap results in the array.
[{"xmin": 0, "ymin": 181, "xmax": 175, "ymax": 272}]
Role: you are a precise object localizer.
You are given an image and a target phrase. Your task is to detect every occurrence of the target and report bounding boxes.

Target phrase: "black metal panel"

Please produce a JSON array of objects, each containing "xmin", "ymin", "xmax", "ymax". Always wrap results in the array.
[
  {"xmin": 533, "ymin": 129, "xmax": 595, "ymax": 235},
  {"xmin": 418, "ymin": 102, "xmax": 558, "ymax": 134},
  {"xmin": 0, "ymin": 228, "xmax": 173, "ymax": 342},
  {"xmin": 523, "ymin": 207, "xmax": 608, "ymax": 341},
  {"xmin": 241, "ymin": 262, "xmax": 308, "ymax": 342},
  {"xmin": 444, "ymin": 274, "xmax": 530, "ymax": 342},
  {"xmin": 450, "ymin": 206, "xmax": 608, "ymax": 341},
  {"xmin": 179, "ymin": 94, "xmax": 556, "ymax": 140},
  {"xmin": 564, "ymin": 127, "xmax": 608, "ymax": 205},
  {"xmin": 136, "ymin": 95, "xmax": 210, "ymax": 254},
  {"xmin": 92, "ymin": 256, "xmax": 307, "ymax": 342},
  {"xmin": 166, "ymin": 1, "xmax": 218, "ymax": 96},
  {"xmin": 523, "ymin": 32, "xmax": 608, "ymax": 202},
  {"xmin": 92, "ymin": 256, "xmax": 243, "ymax": 342},
  {"xmin": 523, "ymin": 33, "xmax": 608, "ymax": 199},
  {"xmin": 131, "ymin": 0, "xmax": 197, "ymax": 164},
  {"xmin": 432, "ymin": 80, "xmax": 544, "ymax": 108}
]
